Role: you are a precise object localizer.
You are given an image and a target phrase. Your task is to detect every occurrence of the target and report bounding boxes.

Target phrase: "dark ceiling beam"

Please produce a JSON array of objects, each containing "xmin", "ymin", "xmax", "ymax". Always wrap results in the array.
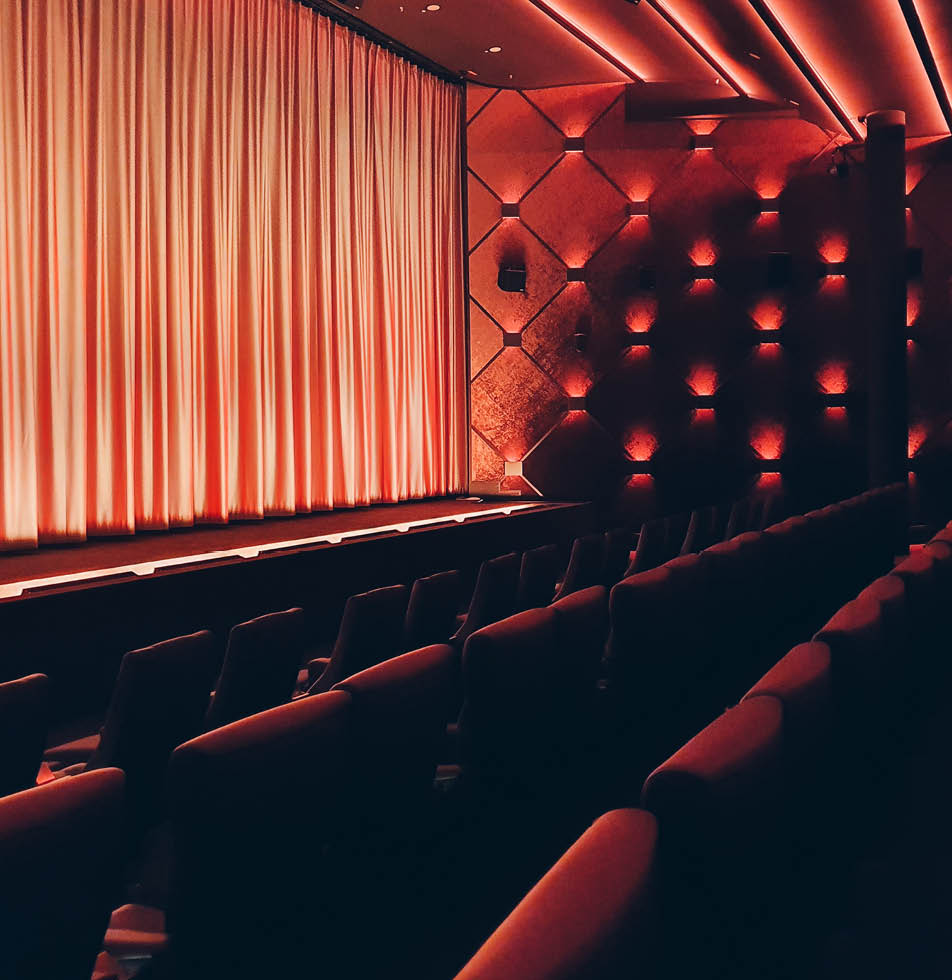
[
  {"xmin": 897, "ymin": 0, "xmax": 952, "ymax": 133},
  {"xmin": 524, "ymin": 1, "xmax": 644, "ymax": 82},
  {"xmin": 292, "ymin": 0, "xmax": 462, "ymax": 84},
  {"xmin": 644, "ymin": 1, "xmax": 745, "ymax": 98},
  {"xmin": 747, "ymin": 0, "xmax": 864, "ymax": 140}
]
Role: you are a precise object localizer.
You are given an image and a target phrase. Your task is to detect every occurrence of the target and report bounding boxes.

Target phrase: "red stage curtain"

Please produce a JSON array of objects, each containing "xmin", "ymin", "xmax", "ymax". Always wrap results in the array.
[{"xmin": 0, "ymin": 0, "xmax": 467, "ymax": 549}]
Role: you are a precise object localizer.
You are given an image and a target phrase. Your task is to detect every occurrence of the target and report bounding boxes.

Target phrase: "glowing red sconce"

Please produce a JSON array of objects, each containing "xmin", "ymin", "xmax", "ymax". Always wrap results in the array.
[
  {"xmin": 907, "ymin": 287, "xmax": 921, "ymax": 327},
  {"xmin": 908, "ymin": 424, "xmax": 927, "ymax": 459},
  {"xmin": 818, "ymin": 235, "xmax": 848, "ymax": 276},
  {"xmin": 756, "ymin": 472, "xmax": 783, "ymax": 490},
  {"xmin": 693, "ymin": 407, "xmax": 716, "ymax": 422},
  {"xmin": 751, "ymin": 421, "xmax": 784, "ymax": 463},
  {"xmin": 759, "ymin": 198, "xmax": 781, "ymax": 215},
  {"xmin": 756, "ymin": 340, "xmax": 783, "ymax": 358},
  {"xmin": 501, "ymin": 203, "xmax": 520, "ymax": 220},
  {"xmin": 567, "ymin": 395, "xmax": 587, "ymax": 412},
  {"xmin": 692, "ymin": 134, "xmax": 715, "ymax": 151},
  {"xmin": 566, "ymin": 267, "xmax": 586, "ymax": 283},
  {"xmin": 504, "ymin": 460, "xmax": 523, "ymax": 476},
  {"xmin": 824, "ymin": 406, "xmax": 848, "ymax": 420},
  {"xmin": 626, "ymin": 296, "xmax": 657, "ymax": 335},
  {"xmin": 627, "ymin": 201, "xmax": 650, "ymax": 219},
  {"xmin": 822, "ymin": 261, "xmax": 848, "ymax": 277},
  {"xmin": 563, "ymin": 137, "xmax": 585, "ymax": 153}
]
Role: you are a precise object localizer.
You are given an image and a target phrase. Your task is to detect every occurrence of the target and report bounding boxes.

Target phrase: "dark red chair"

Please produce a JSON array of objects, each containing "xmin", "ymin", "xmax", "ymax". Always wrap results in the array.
[
  {"xmin": 404, "ymin": 570, "xmax": 463, "ymax": 650},
  {"xmin": 453, "ymin": 809, "xmax": 658, "ymax": 980},
  {"xmin": 625, "ymin": 518, "xmax": 667, "ymax": 575},
  {"xmin": 552, "ymin": 533, "xmax": 605, "ymax": 602},
  {"xmin": 165, "ymin": 691, "xmax": 353, "ymax": 979},
  {"xmin": 452, "ymin": 553, "xmax": 520, "ymax": 649},
  {"xmin": 205, "ymin": 608, "xmax": 307, "ymax": 730},
  {"xmin": 48, "ymin": 631, "xmax": 219, "ymax": 836},
  {"xmin": 332, "ymin": 644, "xmax": 457, "ymax": 835},
  {"xmin": 641, "ymin": 695, "xmax": 786, "ymax": 979},
  {"xmin": 0, "ymin": 673, "xmax": 48, "ymax": 798},
  {"xmin": 601, "ymin": 528, "xmax": 635, "ymax": 587},
  {"xmin": 516, "ymin": 544, "xmax": 563, "ymax": 610},
  {"xmin": 0, "ymin": 769, "xmax": 124, "ymax": 980},
  {"xmin": 308, "ymin": 584, "xmax": 410, "ymax": 693}
]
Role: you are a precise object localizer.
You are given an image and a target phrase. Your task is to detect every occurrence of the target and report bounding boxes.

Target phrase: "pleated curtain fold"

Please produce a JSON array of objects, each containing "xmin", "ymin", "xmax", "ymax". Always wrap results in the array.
[{"xmin": 0, "ymin": 0, "xmax": 467, "ymax": 549}]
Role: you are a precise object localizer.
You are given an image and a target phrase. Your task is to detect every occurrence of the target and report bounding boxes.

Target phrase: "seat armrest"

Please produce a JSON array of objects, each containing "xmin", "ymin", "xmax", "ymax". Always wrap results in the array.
[{"xmin": 306, "ymin": 657, "xmax": 331, "ymax": 688}]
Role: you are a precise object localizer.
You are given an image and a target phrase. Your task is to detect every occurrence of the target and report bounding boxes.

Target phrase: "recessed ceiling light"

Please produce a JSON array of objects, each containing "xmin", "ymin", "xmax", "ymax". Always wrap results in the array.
[
  {"xmin": 748, "ymin": 51, "xmax": 761, "ymax": 60},
  {"xmin": 425, "ymin": 3, "xmax": 441, "ymax": 10},
  {"xmin": 486, "ymin": 46, "xmax": 502, "ymax": 54}
]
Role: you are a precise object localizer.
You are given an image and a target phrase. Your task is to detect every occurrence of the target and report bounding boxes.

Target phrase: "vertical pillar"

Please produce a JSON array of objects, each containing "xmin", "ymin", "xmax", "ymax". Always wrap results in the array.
[{"xmin": 865, "ymin": 110, "xmax": 907, "ymax": 488}]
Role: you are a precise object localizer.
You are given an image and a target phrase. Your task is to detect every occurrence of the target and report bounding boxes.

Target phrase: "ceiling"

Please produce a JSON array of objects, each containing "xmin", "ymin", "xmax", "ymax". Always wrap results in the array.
[{"xmin": 320, "ymin": 0, "xmax": 952, "ymax": 139}]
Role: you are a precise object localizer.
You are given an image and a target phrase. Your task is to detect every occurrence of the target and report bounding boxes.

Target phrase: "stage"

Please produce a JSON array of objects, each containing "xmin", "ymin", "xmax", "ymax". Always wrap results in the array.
[
  {"xmin": 0, "ymin": 498, "xmax": 553, "ymax": 599},
  {"xmin": 0, "ymin": 497, "xmax": 593, "ymax": 729}
]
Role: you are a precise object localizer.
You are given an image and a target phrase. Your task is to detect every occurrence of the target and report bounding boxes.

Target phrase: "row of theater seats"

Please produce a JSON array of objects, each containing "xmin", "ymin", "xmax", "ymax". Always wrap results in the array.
[
  {"xmin": 0, "ymin": 484, "xmax": 901, "ymax": 978},
  {"xmin": 455, "ymin": 482, "xmax": 933, "ymax": 979}
]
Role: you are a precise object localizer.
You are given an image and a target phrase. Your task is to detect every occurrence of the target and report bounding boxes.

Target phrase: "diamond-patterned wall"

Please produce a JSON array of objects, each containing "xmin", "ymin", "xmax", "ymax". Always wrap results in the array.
[{"xmin": 467, "ymin": 82, "xmax": 952, "ymax": 523}]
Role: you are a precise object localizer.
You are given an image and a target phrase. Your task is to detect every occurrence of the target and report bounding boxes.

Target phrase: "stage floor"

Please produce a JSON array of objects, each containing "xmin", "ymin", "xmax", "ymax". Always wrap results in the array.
[{"xmin": 0, "ymin": 498, "xmax": 551, "ymax": 598}]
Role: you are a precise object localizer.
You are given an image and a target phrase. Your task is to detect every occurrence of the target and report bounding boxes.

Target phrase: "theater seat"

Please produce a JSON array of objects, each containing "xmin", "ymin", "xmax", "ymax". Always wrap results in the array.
[
  {"xmin": 404, "ymin": 570, "xmax": 463, "ymax": 649},
  {"xmin": 205, "ymin": 608, "xmax": 307, "ymax": 730},
  {"xmin": 516, "ymin": 544, "xmax": 563, "ymax": 610},
  {"xmin": 625, "ymin": 518, "xmax": 667, "ymax": 575},
  {"xmin": 46, "ymin": 631, "xmax": 219, "ymax": 839},
  {"xmin": 0, "ymin": 673, "xmax": 48, "ymax": 797},
  {"xmin": 641, "ymin": 695, "xmax": 786, "ymax": 979},
  {"xmin": 552, "ymin": 533, "xmax": 605, "ymax": 602},
  {"xmin": 0, "ymin": 768, "xmax": 124, "ymax": 980},
  {"xmin": 164, "ymin": 690, "xmax": 354, "ymax": 979},
  {"xmin": 308, "ymin": 584, "xmax": 410, "ymax": 693},
  {"xmin": 452, "ymin": 553, "xmax": 520, "ymax": 649},
  {"xmin": 601, "ymin": 528, "xmax": 634, "ymax": 588},
  {"xmin": 453, "ymin": 809, "xmax": 658, "ymax": 980}
]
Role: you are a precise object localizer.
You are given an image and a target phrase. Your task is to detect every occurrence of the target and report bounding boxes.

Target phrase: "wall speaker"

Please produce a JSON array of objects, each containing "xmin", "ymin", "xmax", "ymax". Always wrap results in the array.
[
  {"xmin": 766, "ymin": 252, "xmax": 792, "ymax": 288},
  {"xmin": 498, "ymin": 266, "xmax": 526, "ymax": 293}
]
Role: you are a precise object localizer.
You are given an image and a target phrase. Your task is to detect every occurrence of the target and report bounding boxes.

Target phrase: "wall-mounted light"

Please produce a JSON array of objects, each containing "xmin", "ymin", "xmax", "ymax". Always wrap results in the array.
[
  {"xmin": 502, "ymin": 332, "xmax": 522, "ymax": 348},
  {"xmin": 627, "ymin": 200, "xmax": 650, "ymax": 218},
  {"xmin": 821, "ymin": 260, "xmax": 848, "ymax": 277},
  {"xmin": 498, "ymin": 266, "xmax": 526, "ymax": 292},
  {"xmin": 567, "ymin": 395, "xmax": 587, "ymax": 411},
  {"xmin": 501, "ymin": 202, "xmax": 520, "ymax": 219},
  {"xmin": 504, "ymin": 460, "xmax": 523, "ymax": 476},
  {"xmin": 566, "ymin": 267, "xmax": 586, "ymax": 284},
  {"xmin": 759, "ymin": 198, "xmax": 781, "ymax": 214},
  {"xmin": 692, "ymin": 134, "xmax": 715, "ymax": 151},
  {"xmin": 693, "ymin": 407, "xmax": 716, "ymax": 421},
  {"xmin": 564, "ymin": 136, "xmax": 585, "ymax": 153},
  {"xmin": 690, "ymin": 265, "xmax": 717, "ymax": 280},
  {"xmin": 755, "ymin": 328, "xmax": 783, "ymax": 345}
]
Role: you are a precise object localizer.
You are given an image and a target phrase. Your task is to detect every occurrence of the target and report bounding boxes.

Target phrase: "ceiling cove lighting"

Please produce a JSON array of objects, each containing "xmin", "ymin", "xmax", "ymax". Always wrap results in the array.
[
  {"xmin": 746, "ymin": 0, "xmax": 864, "ymax": 141},
  {"xmin": 644, "ymin": 1, "xmax": 746, "ymax": 97},
  {"xmin": 525, "ymin": 1, "xmax": 644, "ymax": 81},
  {"xmin": 898, "ymin": 0, "xmax": 952, "ymax": 133},
  {"xmin": 0, "ymin": 505, "xmax": 540, "ymax": 600}
]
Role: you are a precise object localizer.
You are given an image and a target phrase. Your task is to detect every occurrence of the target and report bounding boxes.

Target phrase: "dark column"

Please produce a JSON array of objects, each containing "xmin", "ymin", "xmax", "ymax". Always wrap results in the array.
[{"xmin": 865, "ymin": 109, "xmax": 907, "ymax": 488}]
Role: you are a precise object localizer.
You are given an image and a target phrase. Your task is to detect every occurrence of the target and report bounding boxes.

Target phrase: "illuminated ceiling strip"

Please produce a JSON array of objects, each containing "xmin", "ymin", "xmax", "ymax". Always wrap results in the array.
[
  {"xmin": 645, "ymin": 1, "xmax": 744, "ymax": 97},
  {"xmin": 898, "ymin": 0, "xmax": 952, "ymax": 133},
  {"xmin": 526, "ymin": 1, "xmax": 644, "ymax": 82},
  {"xmin": 747, "ymin": 0, "xmax": 864, "ymax": 140},
  {"xmin": 0, "ymin": 504, "xmax": 539, "ymax": 600}
]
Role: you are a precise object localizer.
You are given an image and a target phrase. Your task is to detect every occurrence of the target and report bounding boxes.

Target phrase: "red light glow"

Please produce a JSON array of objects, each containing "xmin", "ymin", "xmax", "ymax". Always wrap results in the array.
[
  {"xmin": 756, "ymin": 473, "xmax": 783, "ymax": 491},
  {"xmin": 907, "ymin": 287, "xmax": 921, "ymax": 326},
  {"xmin": 757, "ymin": 342, "xmax": 782, "ymax": 358},
  {"xmin": 687, "ymin": 365, "xmax": 718, "ymax": 397},
  {"xmin": 751, "ymin": 421, "xmax": 785, "ymax": 460},
  {"xmin": 817, "ymin": 233, "xmax": 848, "ymax": 264},
  {"xmin": 625, "ymin": 428, "xmax": 658, "ymax": 462},
  {"xmin": 689, "ymin": 239, "xmax": 718, "ymax": 266},
  {"xmin": 750, "ymin": 298, "xmax": 785, "ymax": 331},
  {"xmin": 693, "ymin": 407, "xmax": 716, "ymax": 421},
  {"xmin": 626, "ymin": 474, "xmax": 654, "ymax": 489},
  {"xmin": 686, "ymin": 119, "xmax": 721, "ymax": 136},
  {"xmin": 825, "ymin": 406, "xmax": 847, "ymax": 420},
  {"xmin": 816, "ymin": 362, "xmax": 849, "ymax": 395},
  {"xmin": 909, "ymin": 424, "xmax": 928, "ymax": 457},
  {"xmin": 626, "ymin": 296, "xmax": 657, "ymax": 333}
]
